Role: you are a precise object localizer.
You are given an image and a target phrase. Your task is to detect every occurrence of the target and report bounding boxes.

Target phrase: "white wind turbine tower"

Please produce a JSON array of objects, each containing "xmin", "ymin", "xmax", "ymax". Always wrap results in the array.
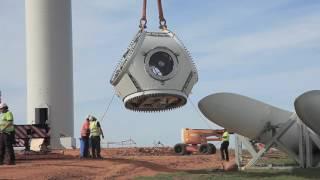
[{"xmin": 26, "ymin": 0, "xmax": 74, "ymax": 148}]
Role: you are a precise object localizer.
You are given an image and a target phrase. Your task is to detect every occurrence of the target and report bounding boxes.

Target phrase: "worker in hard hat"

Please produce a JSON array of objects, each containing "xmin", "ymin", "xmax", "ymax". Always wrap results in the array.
[
  {"xmin": 0, "ymin": 103, "xmax": 15, "ymax": 165},
  {"xmin": 220, "ymin": 129, "xmax": 230, "ymax": 161},
  {"xmin": 89, "ymin": 115, "xmax": 104, "ymax": 159},
  {"xmin": 80, "ymin": 115, "xmax": 91, "ymax": 158}
]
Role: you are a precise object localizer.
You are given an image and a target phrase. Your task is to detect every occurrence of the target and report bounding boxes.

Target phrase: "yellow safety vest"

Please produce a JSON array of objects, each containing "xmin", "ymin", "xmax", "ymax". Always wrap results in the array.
[
  {"xmin": 0, "ymin": 111, "xmax": 14, "ymax": 133},
  {"xmin": 222, "ymin": 131, "xmax": 229, "ymax": 142},
  {"xmin": 90, "ymin": 121, "xmax": 101, "ymax": 137}
]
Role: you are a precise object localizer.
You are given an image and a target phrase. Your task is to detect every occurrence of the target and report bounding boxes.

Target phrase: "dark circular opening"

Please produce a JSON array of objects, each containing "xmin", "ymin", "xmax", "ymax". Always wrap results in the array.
[{"xmin": 149, "ymin": 51, "xmax": 174, "ymax": 77}]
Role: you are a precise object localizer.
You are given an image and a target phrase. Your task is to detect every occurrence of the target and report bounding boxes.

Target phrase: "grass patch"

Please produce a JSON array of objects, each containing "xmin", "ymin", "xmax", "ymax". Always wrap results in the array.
[{"xmin": 135, "ymin": 168, "xmax": 320, "ymax": 180}]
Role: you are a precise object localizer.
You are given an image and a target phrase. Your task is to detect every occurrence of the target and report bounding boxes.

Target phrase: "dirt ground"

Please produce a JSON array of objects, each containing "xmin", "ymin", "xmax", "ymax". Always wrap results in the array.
[{"xmin": 0, "ymin": 147, "xmax": 233, "ymax": 180}]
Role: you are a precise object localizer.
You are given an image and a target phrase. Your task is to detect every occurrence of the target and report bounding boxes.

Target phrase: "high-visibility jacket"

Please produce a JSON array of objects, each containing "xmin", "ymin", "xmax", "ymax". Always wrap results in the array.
[
  {"xmin": 222, "ymin": 131, "xmax": 229, "ymax": 142},
  {"xmin": 81, "ymin": 120, "xmax": 90, "ymax": 137},
  {"xmin": 0, "ymin": 111, "xmax": 14, "ymax": 133},
  {"xmin": 90, "ymin": 121, "xmax": 101, "ymax": 137}
]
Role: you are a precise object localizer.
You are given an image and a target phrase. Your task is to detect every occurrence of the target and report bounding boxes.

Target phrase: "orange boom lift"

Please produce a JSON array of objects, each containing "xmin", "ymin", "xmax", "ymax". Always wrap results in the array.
[{"xmin": 174, "ymin": 128, "xmax": 225, "ymax": 155}]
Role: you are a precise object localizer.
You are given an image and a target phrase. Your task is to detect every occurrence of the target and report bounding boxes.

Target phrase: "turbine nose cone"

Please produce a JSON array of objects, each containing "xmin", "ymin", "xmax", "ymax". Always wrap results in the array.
[
  {"xmin": 110, "ymin": 30, "xmax": 198, "ymax": 112},
  {"xmin": 295, "ymin": 90, "xmax": 320, "ymax": 135}
]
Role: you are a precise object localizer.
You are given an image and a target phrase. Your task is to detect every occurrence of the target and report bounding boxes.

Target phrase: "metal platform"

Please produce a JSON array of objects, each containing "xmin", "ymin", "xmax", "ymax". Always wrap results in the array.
[{"xmin": 235, "ymin": 118, "xmax": 320, "ymax": 170}]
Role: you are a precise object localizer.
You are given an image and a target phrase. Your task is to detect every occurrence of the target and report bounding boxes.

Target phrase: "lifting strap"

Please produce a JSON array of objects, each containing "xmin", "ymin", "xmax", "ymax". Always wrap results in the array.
[
  {"xmin": 157, "ymin": 0, "xmax": 167, "ymax": 30},
  {"xmin": 139, "ymin": 0, "xmax": 147, "ymax": 30},
  {"xmin": 139, "ymin": 0, "xmax": 168, "ymax": 31}
]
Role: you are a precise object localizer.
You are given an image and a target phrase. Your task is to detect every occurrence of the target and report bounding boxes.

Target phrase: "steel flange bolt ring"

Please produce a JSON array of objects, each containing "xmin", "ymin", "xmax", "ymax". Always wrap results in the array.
[{"xmin": 124, "ymin": 92, "xmax": 187, "ymax": 112}]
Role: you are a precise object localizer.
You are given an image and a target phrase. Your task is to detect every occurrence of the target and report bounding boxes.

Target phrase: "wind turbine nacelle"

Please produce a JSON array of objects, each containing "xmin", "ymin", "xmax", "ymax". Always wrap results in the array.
[{"xmin": 110, "ymin": 30, "xmax": 198, "ymax": 112}]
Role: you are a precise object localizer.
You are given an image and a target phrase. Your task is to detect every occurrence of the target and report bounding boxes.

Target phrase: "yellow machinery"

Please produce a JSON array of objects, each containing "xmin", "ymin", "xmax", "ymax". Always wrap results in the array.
[{"xmin": 174, "ymin": 128, "xmax": 225, "ymax": 155}]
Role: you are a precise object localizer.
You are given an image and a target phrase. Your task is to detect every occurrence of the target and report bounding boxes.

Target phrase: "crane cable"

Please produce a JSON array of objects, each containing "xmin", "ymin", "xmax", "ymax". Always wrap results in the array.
[
  {"xmin": 188, "ymin": 97, "xmax": 222, "ymax": 147},
  {"xmin": 139, "ymin": 0, "xmax": 168, "ymax": 31},
  {"xmin": 188, "ymin": 97, "xmax": 216, "ymax": 129},
  {"xmin": 188, "ymin": 97, "xmax": 223, "ymax": 147},
  {"xmin": 99, "ymin": 93, "xmax": 116, "ymax": 122}
]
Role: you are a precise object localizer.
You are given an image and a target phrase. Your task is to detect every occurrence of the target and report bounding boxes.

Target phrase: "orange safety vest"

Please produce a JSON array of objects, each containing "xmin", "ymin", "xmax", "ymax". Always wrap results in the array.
[{"xmin": 81, "ymin": 120, "xmax": 90, "ymax": 137}]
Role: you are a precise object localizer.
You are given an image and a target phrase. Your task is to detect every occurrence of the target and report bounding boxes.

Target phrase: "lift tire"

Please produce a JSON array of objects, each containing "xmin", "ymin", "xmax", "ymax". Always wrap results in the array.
[
  {"xmin": 199, "ymin": 143, "xmax": 212, "ymax": 154},
  {"xmin": 174, "ymin": 143, "xmax": 187, "ymax": 155},
  {"xmin": 208, "ymin": 143, "xmax": 216, "ymax": 154}
]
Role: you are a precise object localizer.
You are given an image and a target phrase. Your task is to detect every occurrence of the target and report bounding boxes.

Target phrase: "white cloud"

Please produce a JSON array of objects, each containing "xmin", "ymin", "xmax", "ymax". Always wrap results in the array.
[
  {"xmin": 0, "ymin": 1, "xmax": 25, "ymax": 85},
  {"xmin": 89, "ymin": 0, "xmax": 136, "ymax": 12},
  {"xmin": 0, "ymin": 1, "xmax": 26, "ymax": 123},
  {"xmin": 214, "ymin": 15, "xmax": 320, "ymax": 54},
  {"xmin": 196, "ymin": 66, "xmax": 320, "ymax": 111},
  {"xmin": 195, "ymin": 13, "xmax": 320, "ymax": 69}
]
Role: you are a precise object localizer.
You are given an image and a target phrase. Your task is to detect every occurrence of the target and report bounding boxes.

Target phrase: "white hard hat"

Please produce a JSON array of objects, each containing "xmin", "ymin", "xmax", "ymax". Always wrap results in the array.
[
  {"xmin": 0, "ymin": 103, "xmax": 8, "ymax": 109},
  {"xmin": 89, "ymin": 115, "xmax": 96, "ymax": 121}
]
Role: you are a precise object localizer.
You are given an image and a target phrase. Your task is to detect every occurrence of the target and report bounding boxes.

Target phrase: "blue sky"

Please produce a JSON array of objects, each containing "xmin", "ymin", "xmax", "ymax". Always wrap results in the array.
[{"xmin": 1, "ymin": 0, "xmax": 320, "ymax": 147}]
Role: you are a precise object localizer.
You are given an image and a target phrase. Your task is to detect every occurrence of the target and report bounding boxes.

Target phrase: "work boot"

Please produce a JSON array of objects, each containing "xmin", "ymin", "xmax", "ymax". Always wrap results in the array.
[
  {"xmin": 7, "ymin": 161, "xmax": 15, "ymax": 165},
  {"xmin": 92, "ymin": 152, "xmax": 96, "ymax": 159}
]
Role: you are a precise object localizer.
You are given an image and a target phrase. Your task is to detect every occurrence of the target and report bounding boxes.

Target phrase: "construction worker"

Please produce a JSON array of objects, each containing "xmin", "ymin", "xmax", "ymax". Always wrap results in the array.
[
  {"xmin": 89, "ymin": 115, "xmax": 104, "ymax": 159},
  {"xmin": 220, "ymin": 129, "xmax": 230, "ymax": 161},
  {"xmin": 0, "ymin": 103, "xmax": 15, "ymax": 165},
  {"xmin": 80, "ymin": 115, "xmax": 91, "ymax": 158}
]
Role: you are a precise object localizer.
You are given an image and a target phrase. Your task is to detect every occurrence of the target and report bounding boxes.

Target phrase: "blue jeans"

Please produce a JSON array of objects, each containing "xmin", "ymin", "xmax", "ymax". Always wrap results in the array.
[{"xmin": 81, "ymin": 136, "xmax": 90, "ymax": 158}]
